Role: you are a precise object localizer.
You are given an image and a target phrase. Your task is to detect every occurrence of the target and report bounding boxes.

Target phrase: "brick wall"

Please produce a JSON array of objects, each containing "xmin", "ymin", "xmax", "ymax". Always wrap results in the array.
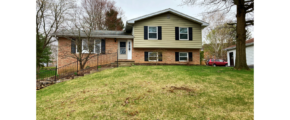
[
  {"xmin": 57, "ymin": 38, "xmax": 119, "ymax": 74},
  {"xmin": 58, "ymin": 37, "xmax": 201, "ymax": 72},
  {"xmin": 130, "ymin": 39, "xmax": 200, "ymax": 65}
]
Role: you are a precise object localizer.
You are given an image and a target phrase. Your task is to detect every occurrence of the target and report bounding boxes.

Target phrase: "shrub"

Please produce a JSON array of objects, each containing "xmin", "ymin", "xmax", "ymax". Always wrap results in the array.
[
  {"xmin": 98, "ymin": 66, "xmax": 101, "ymax": 68},
  {"xmin": 200, "ymin": 51, "xmax": 204, "ymax": 65},
  {"xmin": 86, "ymin": 66, "xmax": 90, "ymax": 69},
  {"xmin": 74, "ymin": 72, "xmax": 77, "ymax": 75}
]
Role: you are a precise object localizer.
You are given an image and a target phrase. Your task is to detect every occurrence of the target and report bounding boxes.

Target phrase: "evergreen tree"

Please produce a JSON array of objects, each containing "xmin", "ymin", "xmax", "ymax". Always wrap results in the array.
[
  {"xmin": 105, "ymin": 9, "xmax": 124, "ymax": 30},
  {"xmin": 37, "ymin": 34, "xmax": 52, "ymax": 68}
]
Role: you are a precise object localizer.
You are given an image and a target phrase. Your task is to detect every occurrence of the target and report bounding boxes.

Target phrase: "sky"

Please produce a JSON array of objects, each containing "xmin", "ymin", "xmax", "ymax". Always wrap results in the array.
[{"xmin": 75, "ymin": 0, "xmax": 253, "ymax": 40}]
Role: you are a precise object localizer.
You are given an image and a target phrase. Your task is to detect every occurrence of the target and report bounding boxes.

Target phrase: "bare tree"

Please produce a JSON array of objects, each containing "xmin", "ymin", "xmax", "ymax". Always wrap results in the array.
[
  {"xmin": 58, "ymin": 3, "xmax": 102, "ymax": 70},
  {"xmin": 182, "ymin": 0, "xmax": 254, "ymax": 70},
  {"xmin": 81, "ymin": 0, "xmax": 124, "ymax": 30},
  {"xmin": 203, "ymin": 12, "xmax": 231, "ymax": 59},
  {"xmin": 36, "ymin": 0, "xmax": 74, "ymax": 70}
]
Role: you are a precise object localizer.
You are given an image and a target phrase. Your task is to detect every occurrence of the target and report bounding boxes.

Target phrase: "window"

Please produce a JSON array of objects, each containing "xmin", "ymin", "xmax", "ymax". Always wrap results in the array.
[
  {"xmin": 77, "ymin": 39, "xmax": 101, "ymax": 54},
  {"xmin": 148, "ymin": 26, "xmax": 158, "ymax": 39},
  {"xmin": 179, "ymin": 27, "xmax": 188, "ymax": 40},
  {"xmin": 179, "ymin": 52, "xmax": 188, "ymax": 62},
  {"xmin": 148, "ymin": 52, "xmax": 158, "ymax": 61}
]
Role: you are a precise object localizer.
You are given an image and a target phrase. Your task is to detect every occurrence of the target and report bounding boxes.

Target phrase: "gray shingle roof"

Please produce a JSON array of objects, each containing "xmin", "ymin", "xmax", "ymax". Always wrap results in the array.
[{"xmin": 52, "ymin": 30, "xmax": 134, "ymax": 38}]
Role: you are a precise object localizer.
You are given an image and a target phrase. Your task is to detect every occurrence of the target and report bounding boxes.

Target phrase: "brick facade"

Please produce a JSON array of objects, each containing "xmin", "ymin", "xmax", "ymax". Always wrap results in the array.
[{"xmin": 58, "ymin": 37, "xmax": 201, "ymax": 70}]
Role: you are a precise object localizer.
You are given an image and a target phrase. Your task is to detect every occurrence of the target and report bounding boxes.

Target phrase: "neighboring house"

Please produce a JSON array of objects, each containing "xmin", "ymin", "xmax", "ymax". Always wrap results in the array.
[
  {"xmin": 224, "ymin": 38, "xmax": 254, "ymax": 67},
  {"xmin": 54, "ymin": 8, "xmax": 209, "ymax": 67}
]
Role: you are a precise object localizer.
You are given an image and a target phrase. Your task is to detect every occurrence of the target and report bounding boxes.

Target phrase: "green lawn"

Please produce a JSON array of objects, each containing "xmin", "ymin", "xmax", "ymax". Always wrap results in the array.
[
  {"xmin": 37, "ymin": 68, "xmax": 56, "ymax": 79},
  {"xmin": 37, "ymin": 66, "xmax": 253, "ymax": 119}
]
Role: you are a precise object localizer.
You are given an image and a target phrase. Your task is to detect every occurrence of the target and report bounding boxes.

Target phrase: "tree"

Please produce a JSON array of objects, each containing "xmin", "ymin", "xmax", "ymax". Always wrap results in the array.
[
  {"xmin": 81, "ymin": 0, "xmax": 124, "ymax": 30},
  {"xmin": 37, "ymin": 34, "xmax": 52, "ymax": 68},
  {"xmin": 105, "ymin": 8, "xmax": 124, "ymax": 30},
  {"xmin": 36, "ymin": 0, "xmax": 74, "ymax": 70},
  {"xmin": 182, "ymin": 0, "xmax": 254, "ymax": 70},
  {"xmin": 58, "ymin": 2, "xmax": 102, "ymax": 70}
]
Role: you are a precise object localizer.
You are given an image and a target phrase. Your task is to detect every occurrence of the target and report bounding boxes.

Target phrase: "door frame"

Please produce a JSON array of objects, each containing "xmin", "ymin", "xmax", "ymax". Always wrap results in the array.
[
  {"xmin": 118, "ymin": 40, "xmax": 127, "ymax": 59},
  {"xmin": 229, "ymin": 52, "xmax": 234, "ymax": 66}
]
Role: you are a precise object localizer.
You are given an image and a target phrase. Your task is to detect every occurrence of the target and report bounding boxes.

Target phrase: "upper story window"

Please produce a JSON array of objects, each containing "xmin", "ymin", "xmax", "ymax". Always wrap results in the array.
[
  {"xmin": 148, "ymin": 26, "xmax": 158, "ymax": 39},
  {"xmin": 179, "ymin": 27, "xmax": 188, "ymax": 40}
]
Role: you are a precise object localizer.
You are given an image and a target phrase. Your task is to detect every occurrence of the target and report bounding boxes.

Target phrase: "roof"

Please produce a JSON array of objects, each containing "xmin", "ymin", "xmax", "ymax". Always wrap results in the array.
[
  {"xmin": 125, "ymin": 8, "xmax": 209, "ymax": 32},
  {"xmin": 52, "ymin": 30, "xmax": 134, "ymax": 38},
  {"xmin": 224, "ymin": 38, "xmax": 254, "ymax": 50}
]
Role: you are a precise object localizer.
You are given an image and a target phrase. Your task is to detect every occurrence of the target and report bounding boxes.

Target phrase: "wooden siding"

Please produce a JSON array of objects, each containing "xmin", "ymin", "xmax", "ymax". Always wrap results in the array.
[{"xmin": 133, "ymin": 13, "xmax": 202, "ymax": 48}]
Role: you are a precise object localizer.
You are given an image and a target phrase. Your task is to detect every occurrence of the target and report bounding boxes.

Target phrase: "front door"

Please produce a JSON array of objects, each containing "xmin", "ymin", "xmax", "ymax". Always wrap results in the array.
[
  {"xmin": 118, "ymin": 41, "xmax": 127, "ymax": 59},
  {"xmin": 229, "ymin": 52, "xmax": 234, "ymax": 66}
]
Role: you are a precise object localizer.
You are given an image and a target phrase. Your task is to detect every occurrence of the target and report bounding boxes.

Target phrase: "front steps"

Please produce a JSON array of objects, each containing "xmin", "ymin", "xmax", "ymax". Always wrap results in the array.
[{"xmin": 111, "ymin": 60, "xmax": 135, "ymax": 67}]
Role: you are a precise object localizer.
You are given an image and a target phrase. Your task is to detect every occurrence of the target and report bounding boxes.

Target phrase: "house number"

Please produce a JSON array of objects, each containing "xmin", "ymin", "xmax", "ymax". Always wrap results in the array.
[{"xmin": 129, "ymin": 42, "xmax": 130, "ymax": 51}]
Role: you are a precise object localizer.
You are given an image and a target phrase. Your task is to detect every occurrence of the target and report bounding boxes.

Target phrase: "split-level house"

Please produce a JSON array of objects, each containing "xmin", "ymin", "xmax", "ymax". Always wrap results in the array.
[{"xmin": 54, "ymin": 8, "xmax": 209, "ymax": 68}]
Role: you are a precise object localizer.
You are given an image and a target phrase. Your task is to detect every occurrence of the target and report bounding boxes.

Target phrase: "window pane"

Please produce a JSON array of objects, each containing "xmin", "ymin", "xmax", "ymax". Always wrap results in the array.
[
  {"xmin": 149, "ymin": 27, "xmax": 157, "ymax": 32},
  {"xmin": 180, "ymin": 28, "xmax": 187, "ymax": 33},
  {"xmin": 120, "ymin": 47, "xmax": 126, "ymax": 54},
  {"xmin": 180, "ymin": 34, "xmax": 188, "ymax": 39},
  {"xmin": 149, "ymin": 33, "xmax": 157, "ymax": 38},
  {"xmin": 179, "ymin": 53, "xmax": 187, "ymax": 56},
  {"xmin": 120, "ymin": 42, "xmax": 126, "ymax": 47},
  {"xmin": 180, "ymin": 57, "xmax": 188, "ymax": 60},
  {"xmin": 82, "ymin": 40, "xmax": 88, "ymax": 50},
  {"xmin": 149, "ymin": 57, "xmax": 157, "ymax": 60},
  {"xmin": 95, "ymin": 40, "xmax": 101, "ymax": 53},
  {"xmin": 149, "ymin": 52, "xmax": 157, "ymax": 56}
]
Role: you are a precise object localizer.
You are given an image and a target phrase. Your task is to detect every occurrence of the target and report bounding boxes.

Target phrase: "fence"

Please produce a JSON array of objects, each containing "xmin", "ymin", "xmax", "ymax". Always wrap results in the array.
[{"xmin": 36, "ymin": 51, "xmax": 118, "ymax": 81}]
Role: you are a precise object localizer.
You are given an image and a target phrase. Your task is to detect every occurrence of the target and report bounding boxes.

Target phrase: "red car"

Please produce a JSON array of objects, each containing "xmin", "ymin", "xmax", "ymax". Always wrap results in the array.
[{"xmin": 206, "ymin": 59, "xmax": 228, "ymax": 67}]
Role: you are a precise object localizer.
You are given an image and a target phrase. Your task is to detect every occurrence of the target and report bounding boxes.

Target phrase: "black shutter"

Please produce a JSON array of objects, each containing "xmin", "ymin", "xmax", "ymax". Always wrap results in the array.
[
  {"xmin": 101, "ymin": 39, "xmax": 105, "ymax": 54},
  {"xmin": 175, "ymin": 27, "xmax": 179, "ymax": 40},
  {"xmin": 189, "ymin": 27, "xmax": 192, "ymax": 41},
  {"xmin": 175, "ymin": 52, "xmax": 179, "ymax": 61},
  {"xmin": 189, "ymin": 52, "xmax": 192, "ymax": 61},
  {"xmin": 158, "ymin": 26, "xmax": 162, "ymax": 40},
  {"xmin": 158, "ymin": 52, "xmax": 162, "ymax": 61},
  {"xmin": 144, "ymin": 52, "xmax": 148, "ymax": 61},
  {"xmin": 71, "ymin": 39, "xmax": 76, "ymax": 53},
  {"xmin": 144, "ymin": 26, "xmax": 148, "ymax": 40}
]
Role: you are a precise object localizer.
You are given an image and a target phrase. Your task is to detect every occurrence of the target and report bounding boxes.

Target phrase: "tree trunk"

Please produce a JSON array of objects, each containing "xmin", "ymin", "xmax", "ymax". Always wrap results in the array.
[{"xmin": 234, "ymin": 0, "xmax": 249, "ymax": 70}]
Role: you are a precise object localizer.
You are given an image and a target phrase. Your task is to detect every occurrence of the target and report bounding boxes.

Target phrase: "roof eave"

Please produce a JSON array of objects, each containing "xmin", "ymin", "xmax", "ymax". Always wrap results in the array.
[{"xmin": 224, "ymin": 42, "xmax": 254, "ymax": 51}]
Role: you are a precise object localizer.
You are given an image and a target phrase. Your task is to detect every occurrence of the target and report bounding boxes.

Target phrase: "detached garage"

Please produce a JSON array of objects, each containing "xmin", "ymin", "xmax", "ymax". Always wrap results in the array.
[{"xmin": 224, "ymin": 38, "xmax": 254, "ymax": 67}]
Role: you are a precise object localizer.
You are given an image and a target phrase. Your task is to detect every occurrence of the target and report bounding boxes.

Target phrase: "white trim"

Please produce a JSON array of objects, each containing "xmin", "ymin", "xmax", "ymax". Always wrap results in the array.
[
  {"xmin": 127, "ymin": 40, "xmax": 132, "ymax": 60},
  {"xmin": 76, "ymin": 39, "xmax": 101, "ymax": 54},
  {"xmin": 224, "ymin": 42, "xmax": 254, "ymax": 51},
  {"xmin": 127, "ymin": 8, "xmax": 209, "ymax": 26},
  {"xmin": 179, "ymin": 27, "xmax": 189, "ymax": 40},
  {"xmin": 125, "ymin": 8, "xmax": 209, "ymax": 32},
  {"xmin": 179, "ymin": 52, "xmax": 188, "ymax": 62},
  {"xmin": 148, "ymin": 52, "xmax": 158, "ymax": 62},
  {"xmin": 148, "ymin": 26, "xmax": 158, "ymax": 40}
]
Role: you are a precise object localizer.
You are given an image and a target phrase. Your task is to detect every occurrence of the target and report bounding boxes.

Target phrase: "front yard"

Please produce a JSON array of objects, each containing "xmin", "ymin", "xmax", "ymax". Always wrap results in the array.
[{"xmin": 37, "ymin": 66, "xmax": 253, "ymax": 119}]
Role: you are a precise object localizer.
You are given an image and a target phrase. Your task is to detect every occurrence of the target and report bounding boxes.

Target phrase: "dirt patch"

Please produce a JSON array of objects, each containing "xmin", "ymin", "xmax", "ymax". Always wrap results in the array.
[
  {"xmin": 122, "ymin": 97, "xmax": 130, "ymax": 106},
  {"xmin": 124, "ymin": 110, "xmax": 139, "ymax": 116},
  {"xmin": 166, "ymin": 86, "xmax": 195, "ymax": 93}
]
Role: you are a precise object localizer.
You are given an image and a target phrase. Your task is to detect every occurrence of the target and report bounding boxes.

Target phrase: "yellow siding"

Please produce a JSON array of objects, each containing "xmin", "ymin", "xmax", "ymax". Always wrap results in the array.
[{"xmin": 133, "ymin": 13, "xmax": 202, "ymax": 48}]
